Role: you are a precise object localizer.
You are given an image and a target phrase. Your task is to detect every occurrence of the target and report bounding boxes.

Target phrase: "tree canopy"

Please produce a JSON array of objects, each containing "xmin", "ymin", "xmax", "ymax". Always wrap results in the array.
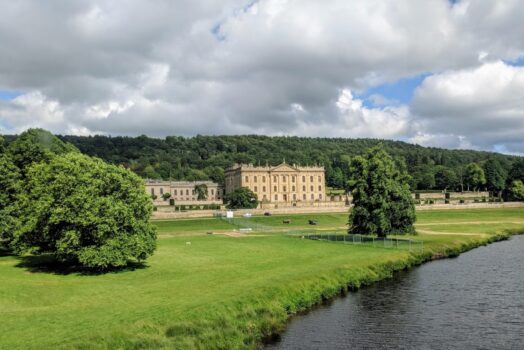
[
  {"xmin": 464, "ymin": 163, "xmax": 486, "ymax": 191},
  {"xmin": 12, "ymin": 152, "xmax": 156, "ymax": 269},
  {"xmin": 347, "ymin": 145, "xmax": 416, "ymax": 237},
  {"xmin": 484, "ymin": 158, "xmax": 507, "ymax": 195},
  {"xmin": 194, "ymin": 184, "xmax": 208, "ymax": 200},
  {"xmin": 1, "ymin": 129, "xmax": 157, "ymax": 270},
  {"xmin": 224, "ymin": 187, "xmax": 258, "ymax": 209},
  {"xmin": 3, "ymin": 133, "xmax": 513, "ymax": 192},
  {"xmin": 0, "ymin": 153, "xmax": 22, "ymax": 247},
  {"xmin": 7, "ymin": 128, "xmax": 77, "ymax": 176}
]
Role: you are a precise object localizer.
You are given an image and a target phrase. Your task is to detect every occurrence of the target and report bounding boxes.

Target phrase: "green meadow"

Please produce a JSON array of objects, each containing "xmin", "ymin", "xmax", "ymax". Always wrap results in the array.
[{"xmin": 1, "ymin": 208, "xmax": 523, "ymax": 349}]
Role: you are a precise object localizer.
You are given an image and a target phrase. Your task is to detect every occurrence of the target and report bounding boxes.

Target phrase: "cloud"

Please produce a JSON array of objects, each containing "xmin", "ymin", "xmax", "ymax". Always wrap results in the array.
[
  {"xmin": 412, "ymin": 61, "xmax": 524, "ymax": 150},
  {"xmin": 0, "ymin": 0, "xmax": 523, "ymax": 153}
]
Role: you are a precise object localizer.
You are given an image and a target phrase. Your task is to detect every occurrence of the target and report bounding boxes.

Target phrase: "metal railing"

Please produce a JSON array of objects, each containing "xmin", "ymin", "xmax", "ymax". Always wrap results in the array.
[{"xmin": 217, "ymin": 216, "xmax": 423, "ymax": 252}]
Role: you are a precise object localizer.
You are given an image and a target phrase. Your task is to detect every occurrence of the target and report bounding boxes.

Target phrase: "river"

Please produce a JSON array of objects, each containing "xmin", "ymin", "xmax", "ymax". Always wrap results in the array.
[{"xmin": 266, "ymin": 235, "xmax": 524, "ymax": 350}]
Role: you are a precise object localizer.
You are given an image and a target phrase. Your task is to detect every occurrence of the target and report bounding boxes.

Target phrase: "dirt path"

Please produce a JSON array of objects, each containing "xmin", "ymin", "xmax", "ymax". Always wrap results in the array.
[
  {"xmin": 416, "ymin": 228, "xmax": 487, "ymax": 236},
  {"xmin": 417, "ymin": 220, "xmax": 524, "ymax": 226}
]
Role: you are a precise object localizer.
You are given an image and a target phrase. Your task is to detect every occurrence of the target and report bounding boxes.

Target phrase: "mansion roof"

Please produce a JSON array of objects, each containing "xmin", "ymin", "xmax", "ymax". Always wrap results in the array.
[
  {"xmin": 145, "ymin": 180, "xmax": 219, "ymax": 186},
  {"xmin": 225, "ymin": 162, "xmax": 324, "ymax": 173}
]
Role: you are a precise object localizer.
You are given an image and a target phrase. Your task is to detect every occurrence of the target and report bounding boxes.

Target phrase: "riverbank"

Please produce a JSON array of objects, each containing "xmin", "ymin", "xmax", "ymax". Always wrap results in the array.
[
  {"xmin": 1, "ymin": 208, "xmax": 523, "ymax": 349},
  {"xmin": 259, "ymin": 228, "xmax": 521, "ymax": 348},
  {"xmin": 267, "ymin": 235, "xmax": 524, "ymax": 349}
]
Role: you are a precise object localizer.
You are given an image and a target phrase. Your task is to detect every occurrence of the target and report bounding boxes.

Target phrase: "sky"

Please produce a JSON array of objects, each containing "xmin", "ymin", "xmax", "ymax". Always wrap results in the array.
[{"xmin": 0, "ymin": 0, "xmax": 524, "ymax": 153}]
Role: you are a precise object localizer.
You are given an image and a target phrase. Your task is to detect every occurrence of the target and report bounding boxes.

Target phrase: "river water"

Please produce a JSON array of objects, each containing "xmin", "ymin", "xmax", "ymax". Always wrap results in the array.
[{"xmin": 266, "ymin": 235, "xmax": 524, "ymax": 350}]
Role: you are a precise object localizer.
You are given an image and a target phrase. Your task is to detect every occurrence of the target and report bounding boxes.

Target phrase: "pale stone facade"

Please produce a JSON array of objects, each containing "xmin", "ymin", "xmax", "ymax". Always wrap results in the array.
[
  {"xmin": 145, "ymin": 180, "xmax": 223, "ymax": 205},
  {"xmin": 225, "ymin": 163, "xmax": 326, "ymax": 204}
]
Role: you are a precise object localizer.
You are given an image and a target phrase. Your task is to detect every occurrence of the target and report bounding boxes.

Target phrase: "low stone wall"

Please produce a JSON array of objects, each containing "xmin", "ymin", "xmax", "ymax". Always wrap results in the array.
[
  {"xmin": 151, "ymin": 201, "xmax": 524, "ymax": 219},
  {"xmin": 416, "ymin": 201, "xmax": 524, "ymax": 210},
  {"xmin": 259, "ymin": 200, "xmax": 348, "ymax": 210},
  {"xmin": 413, "ymin": 191, "xmax": 490, "ymax": 200},
  {"xmin": 152, "ymin": 205, "xmax": 350, "ymax": 219}
]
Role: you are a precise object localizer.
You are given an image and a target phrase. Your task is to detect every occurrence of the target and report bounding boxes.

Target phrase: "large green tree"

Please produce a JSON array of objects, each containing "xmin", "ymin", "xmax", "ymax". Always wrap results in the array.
[
  {"xmin": 348, "ymin": 145, "xmax": 415, "ymax": 237},
  {"xmin": 464, "ymin": 163, "xmax": 486, "ymax": 191},
  {"xmin": 509, "ymin": 180, "xmax": 524, "ymax": 201},
  {"xmin": 12, "ymin": 152, "xmax": 156, "ymax": 269},
  {"xmin": 0, "ymin": 153, "xmax": 22, "ymax": 247},
  {"xmin": 484, "ymin": 159, "xmax": 507, "ymax": 196},
  {"xmin": 7, "ymin": 128, "xmax": 77, "ymax": 176},
  {"xmin": 508, "ymin": 159, "xmax": 524, "ymax": 184},
  {"xmin": 434, "ymin": 166, "xmax": 459, "ymax": 191},
  {"xmin": 194, "ymin": 183, "xmax": 208, "ymax": 200},
  {"xmin": 224, "ymin": 187, "xmax": 258, "ymax": 209}
]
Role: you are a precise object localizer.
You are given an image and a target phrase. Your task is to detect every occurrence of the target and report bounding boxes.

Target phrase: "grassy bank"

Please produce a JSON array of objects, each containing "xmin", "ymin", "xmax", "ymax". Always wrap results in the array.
[{"xmin": 1, "ymin": 208, "xmax": 523, "ymax": 349}]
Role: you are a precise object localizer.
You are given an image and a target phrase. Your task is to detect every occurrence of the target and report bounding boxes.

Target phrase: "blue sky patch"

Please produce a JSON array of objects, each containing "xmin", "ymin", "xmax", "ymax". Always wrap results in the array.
[
  {"xmin": 0, "ymin": 89, "xmax": 23, "ymax": 101},
  {"xmin": 357, "ymin": 74, "xmax": 430, "ymax": 108},
  {"xmin": 505, "ymin": 57, "xmax": 524, "ymax": 67}
]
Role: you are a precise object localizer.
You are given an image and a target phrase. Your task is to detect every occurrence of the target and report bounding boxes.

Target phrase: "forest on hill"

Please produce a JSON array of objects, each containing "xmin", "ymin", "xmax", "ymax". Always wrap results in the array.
[{"xmin": 3, "ymin": 133, "xmax": 523, "ymax": 193}]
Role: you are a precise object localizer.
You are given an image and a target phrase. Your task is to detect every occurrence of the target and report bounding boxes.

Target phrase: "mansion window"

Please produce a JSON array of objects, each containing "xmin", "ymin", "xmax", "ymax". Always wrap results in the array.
[
  {"xmin": 318, "ymin": 176, "xmax": 322, "ymax": 182},
  {"xmin": 254, "ymin": 186, "xmax": 258, "ymax": 192},
  {"xmin": 303, "ymin": 194, "xmax": 306, "ymax": 200},
  {"xmin": 211, "ymin": 189, "xmax": 214, "ymax": 195},
  {"xmin": 292, "ymin": 176, "xmax": 295, "ymax": 183},
  {"xmin": 274, "ymin": 186, "xmax": 277, "ymax": 192},
  {"xmin": 262, "ymin": 176, "xmax": 266, "ymax": 182},
  {"xmin": 274, "ymin": 176, "xmax": 278, "ymax": 182},
  {"xmin": 319, "ymin": 194, "xmax": 323, "ymax": 200},
  {"xmin": 245, "ymin": 176, "xmax": 249, "ymax": 183},
  {"xmin": 302, "ymin": 185, "xmax": 306, "ymax": 191},
  {"xmin": 310, "ymin": 185, "xmax": 314, "ymax": 191},
  {"xmin": 151, "ymin": 189, "xmax": 155, "ymax": 195},
  {"xmin": 283, "ymin": 186, "xmax": 287, "ymax": 191},
  {"xmin": 318, "ymin": 185, "xmax": 322, "ymax": 191},
  {"xmin": 293, "ymin": 194, "xmax": 296, "ymax": 200},
  {"xmin": 174, "ymin": 190, "xmax": 177, "ymax": 195},
  {"xmin": 160, "ymin": 188, "xmax": 164, "ymax": 195},
  {"xmin": 186, "ymin": 189, "xmax": 189, "ymax": 195},
  {"xmin": 302, "ymin": 176, "xmax": 305, "ymax": 182},
  {"xmin": 310, "ymin": 176, "xmax": 313, "ymax": 182},
  {"xmin": 263, "ymin": 186, "xmax": 266, "ymax": 192},
  {"xmin": 311, "ymin": 194, "xmax": 314, "ymax": 200},
  {"xmin": 274, "ymin": 194, "xmax": 278, "ymax": 201},
  {"xmin": 254, "ymin": 176, "xmax": 257, "ymax": 183},
  {"xmin": 292, "ymin": 186, "xmax": 295, "ymax": 191}
]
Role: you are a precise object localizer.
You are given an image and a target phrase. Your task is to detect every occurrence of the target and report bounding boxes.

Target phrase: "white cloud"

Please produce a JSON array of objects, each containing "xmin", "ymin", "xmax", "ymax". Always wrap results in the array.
[
  {"xmin": 0, "ymin": 0, "xmax": 523, "ymax": 152},
  {"xmin": 412, "ymin": 61, "xmax": 524, "ymax": 150}
]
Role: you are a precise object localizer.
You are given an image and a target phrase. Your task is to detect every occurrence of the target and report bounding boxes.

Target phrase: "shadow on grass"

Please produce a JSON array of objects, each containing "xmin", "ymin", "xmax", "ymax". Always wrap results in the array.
[
  {"xmin": 0, "ymin": 246, "xmax": 15, "ymax": 257},
  {"xmin": 14, "ymin": 254, "xmax": 148, "ymax": 276}
]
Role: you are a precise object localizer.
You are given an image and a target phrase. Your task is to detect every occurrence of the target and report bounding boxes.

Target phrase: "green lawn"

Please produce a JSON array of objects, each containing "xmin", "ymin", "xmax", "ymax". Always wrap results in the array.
[{"xmin": 1, "ymin": 208, "xmax": 523, "ymax": 349}]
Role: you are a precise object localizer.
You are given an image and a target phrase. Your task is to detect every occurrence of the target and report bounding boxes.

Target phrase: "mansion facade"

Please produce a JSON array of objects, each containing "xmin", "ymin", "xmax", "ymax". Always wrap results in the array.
[
  {"xmin": 146, "ymin": 180, "xmax": 223, "ymax": 205},
  {"xmin": 225, "ymin": 162, "xmax": 326, "ymax": 204}
]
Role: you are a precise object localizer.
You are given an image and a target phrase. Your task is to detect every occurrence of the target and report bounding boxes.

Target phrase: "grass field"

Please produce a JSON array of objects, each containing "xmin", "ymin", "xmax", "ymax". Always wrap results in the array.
[{"xmin": 1, "ymin": 208, "xmax": 523, "ymax": 349}]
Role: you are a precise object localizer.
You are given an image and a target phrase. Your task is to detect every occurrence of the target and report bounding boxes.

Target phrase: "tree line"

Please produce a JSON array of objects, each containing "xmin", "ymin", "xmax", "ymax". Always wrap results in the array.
[
  {"xmin": 3, "ymin": 132, "xmax": 524, "ymax": 199},
  {"xmin": 7, "ymin": 134, "xmax": 519, "ymax": 197}
]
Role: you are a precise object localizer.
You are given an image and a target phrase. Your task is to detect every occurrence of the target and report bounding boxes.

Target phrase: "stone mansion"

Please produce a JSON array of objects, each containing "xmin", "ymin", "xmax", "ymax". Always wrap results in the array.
[
  {"xmin": 224, "ymin": 162, "xmax": 326, "ymax": 204},
  {"xmin": 145, "ymin": 162, "xmax": 335, "ymax": 207}
]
